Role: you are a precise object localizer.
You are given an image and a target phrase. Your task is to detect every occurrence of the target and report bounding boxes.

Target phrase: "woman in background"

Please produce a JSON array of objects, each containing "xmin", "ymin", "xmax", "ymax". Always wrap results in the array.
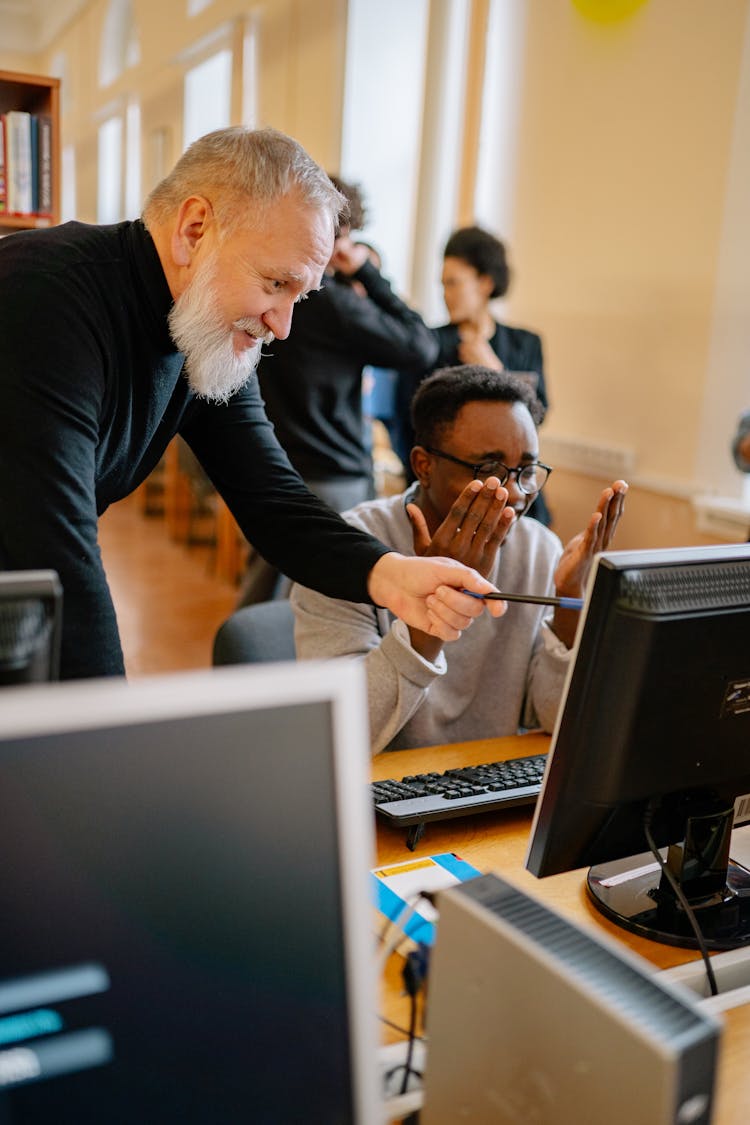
[
  {"xmin": 396, "ymin": 225, "xmax": 551, "ymax": 524},
  {"xmin": 435, "ymin": 226, "xmax": 548, "ymax": 413}
]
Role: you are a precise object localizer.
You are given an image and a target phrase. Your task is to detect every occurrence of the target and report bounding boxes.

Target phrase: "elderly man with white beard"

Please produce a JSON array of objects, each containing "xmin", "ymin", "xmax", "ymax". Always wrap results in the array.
[{"xmin": 0, "ymin": 127, "xmax": 504, "ymax": 680}]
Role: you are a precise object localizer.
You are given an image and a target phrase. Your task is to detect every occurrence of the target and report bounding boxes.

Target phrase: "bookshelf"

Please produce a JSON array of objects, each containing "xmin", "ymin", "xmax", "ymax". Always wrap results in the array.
[{"xmin": 0, "ymin": 69, "xmax": 60, "ymax": 232}]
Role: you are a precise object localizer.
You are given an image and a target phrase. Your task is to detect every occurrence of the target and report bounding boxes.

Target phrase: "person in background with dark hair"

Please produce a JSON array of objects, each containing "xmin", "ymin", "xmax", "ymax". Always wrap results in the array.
[
  {"xmin": 257, "ymin": 175, "xmax": 438, "ymax": 511},
  {"xmin": 435, "ymin": 226, "xmax": 546, "ymax": 401},
  {"xmin": 733, "ymin": 410, "xmax": 750, "ymax": 473},
  {"xmin": 238, "ymin": 176, "xmax": 439, "ymax": 604},
  {"xmin": 292, "ymin": 366, "xmax": 627, "ymax": 754},
  {"xmin": 394, "ymin": 225, "xmax": 552, "ymax": 526},
  {"xmin": 733, "ymin": 410, "xmax": 750, "ymax": 542}
]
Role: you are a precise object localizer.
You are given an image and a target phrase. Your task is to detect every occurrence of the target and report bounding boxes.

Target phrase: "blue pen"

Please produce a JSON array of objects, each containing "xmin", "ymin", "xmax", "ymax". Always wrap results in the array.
[{"xmin": 461, "ymin": 589, "xmax": 584, "ymax": 611}]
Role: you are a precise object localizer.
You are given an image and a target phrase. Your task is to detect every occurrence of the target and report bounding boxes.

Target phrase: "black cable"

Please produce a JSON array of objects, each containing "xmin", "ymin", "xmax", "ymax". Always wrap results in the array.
[
  {"xmin": 381, "ymin": 951, "xmax": 428, "ymax": 1094},
  {"xmin": 384, "ymin": 1061, "xmax": 423, "ymax": 1085},
  {"xmin": 382, "ymin": 1006, "xmax": 423, "ymax": 1091},
  {"xmin": 377, "ymin": 901, "xmax": 431, "ymax": 1099},
  {"xmin": 399, "ymin": 986, "xmax": 419, "ymax": 1096},
  {"xmin": 378, "ymin": 1013, "xmax": 425, "ymax": 1041},
  {"xmin": 395, "ymin": 946, "xmax": 430, "ymax": 1096},
  {"xmin": 642, "ymin": 802, "xmax": 718, "ymax": 997}
]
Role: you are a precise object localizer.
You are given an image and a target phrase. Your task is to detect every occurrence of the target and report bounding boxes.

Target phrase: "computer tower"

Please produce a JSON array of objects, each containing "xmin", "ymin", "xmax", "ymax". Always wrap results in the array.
[{"xmin": 421, "ymin": 874, "xmax": 720, "ymax": 1124}]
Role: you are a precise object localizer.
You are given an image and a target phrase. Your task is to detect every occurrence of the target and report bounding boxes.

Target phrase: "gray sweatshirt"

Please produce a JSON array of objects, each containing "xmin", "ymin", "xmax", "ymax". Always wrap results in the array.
[{"xmin": 291, "ymin": 491, "xmax": 572, "ymax": 754}]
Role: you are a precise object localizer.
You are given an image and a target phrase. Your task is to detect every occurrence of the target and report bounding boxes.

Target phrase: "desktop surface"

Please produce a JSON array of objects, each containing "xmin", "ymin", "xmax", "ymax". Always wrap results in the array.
[{"xmin": 374, "ymin": 733, "xmax": 750, "ymax": 1125}]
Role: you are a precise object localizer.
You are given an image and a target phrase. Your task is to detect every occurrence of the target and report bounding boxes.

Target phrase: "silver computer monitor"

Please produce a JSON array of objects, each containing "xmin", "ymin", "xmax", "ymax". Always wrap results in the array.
[{"xmin": 0, "ymin": 661, "xmax": 380, "ymax": 1123}]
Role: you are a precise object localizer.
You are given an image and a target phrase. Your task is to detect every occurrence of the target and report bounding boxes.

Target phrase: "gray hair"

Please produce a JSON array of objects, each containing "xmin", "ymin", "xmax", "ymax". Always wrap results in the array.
[{"xmin": 143, "ymin": 126, "xmax": 345, "ymax": 236}]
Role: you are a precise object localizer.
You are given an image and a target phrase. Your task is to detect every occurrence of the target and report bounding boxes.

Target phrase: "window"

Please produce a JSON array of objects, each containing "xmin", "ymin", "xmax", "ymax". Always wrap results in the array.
[
  {"xmin": 97, "ymin": 116, "xmax": 123, "ymax": 224},
  {"xmin": 183, "ymin": 49, "xmax": 232, "ymax": 151},
  {"xmin": 124, "ymin": 101, "xmax": 141, "ymax": 218},
  {"xmin": 241, "ymin": 16, "xmax": 258, "ymax": 127},
  {"xmin": 340, "ymin": 0, "xmax": 430, "ymax": 300},
  {"xmin": 409, "ymin": 0, "xmax": 471, "ymax": 321},
  {"xmin": 96, "ymin": 98, "xmax": 141, "ymax": 224},
  {"xmin": 61, "ymin": 144, "xmax": 77, "ymax": 223},
  {"xmin": 99, "ymin": 0, "xmax": 140, "ymax": 88},
  {"xmin": 474, "ymin": 0, "xmax": 527, "ymax": 240}
]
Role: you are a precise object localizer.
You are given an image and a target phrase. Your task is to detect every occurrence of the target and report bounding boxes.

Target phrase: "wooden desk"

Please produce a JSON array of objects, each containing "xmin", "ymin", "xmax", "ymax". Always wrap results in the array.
[{"xmin": 373, "ymin": 733, "xmax": 750, "ymax": 1125}]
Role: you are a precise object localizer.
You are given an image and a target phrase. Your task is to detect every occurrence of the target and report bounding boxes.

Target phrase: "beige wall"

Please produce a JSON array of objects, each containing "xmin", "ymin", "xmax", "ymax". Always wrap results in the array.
[
  {"xmin": 0, "ymin": 50, "xmax": 36, "ymax": 71},
  {"xmin": 546, "ymin": 469, "xmax": 734, "ymax": 552},
  {"xmin": 506, "ymin": 0, "xmax": 749, "ymax": 500}
]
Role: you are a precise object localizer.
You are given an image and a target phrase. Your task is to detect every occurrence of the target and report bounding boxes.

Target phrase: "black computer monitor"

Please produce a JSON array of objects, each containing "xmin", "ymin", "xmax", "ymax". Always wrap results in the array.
[
  {"xmin": 526, "ymin": 543, "xmax": 750, "ymax": 951},
  {"xmin": 0, "ymin": 662, "xmax": 380, "ymax": 1123},
  {"xmin": 0, "ymin": 570, "xmax": 62, "ymax": 686}
]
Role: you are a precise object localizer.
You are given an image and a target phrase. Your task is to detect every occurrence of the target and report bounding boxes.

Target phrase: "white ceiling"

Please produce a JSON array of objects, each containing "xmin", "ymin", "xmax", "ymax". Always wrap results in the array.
[{"xmin": 0, "ymin": 0, "xmax": 89, "ymax": 56}]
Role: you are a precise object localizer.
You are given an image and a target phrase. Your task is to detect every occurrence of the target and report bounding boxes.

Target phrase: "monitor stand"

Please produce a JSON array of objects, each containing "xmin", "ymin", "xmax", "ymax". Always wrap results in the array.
[{"xmin": 587, "ymin": 806, "xmax": 750, "ymax": 950}]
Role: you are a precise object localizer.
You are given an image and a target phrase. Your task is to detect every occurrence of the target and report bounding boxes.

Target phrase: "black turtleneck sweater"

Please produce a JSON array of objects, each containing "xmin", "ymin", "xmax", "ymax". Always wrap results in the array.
[{"xmin": 0, "ymin": 220, "xmax": 389, "ymax": 679}]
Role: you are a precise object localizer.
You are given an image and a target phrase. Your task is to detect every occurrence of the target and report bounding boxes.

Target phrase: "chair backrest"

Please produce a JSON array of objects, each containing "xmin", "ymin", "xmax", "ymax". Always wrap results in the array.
[{"xmin": 212, "ymin": 599, "xmax": 296, "ymax": 665}]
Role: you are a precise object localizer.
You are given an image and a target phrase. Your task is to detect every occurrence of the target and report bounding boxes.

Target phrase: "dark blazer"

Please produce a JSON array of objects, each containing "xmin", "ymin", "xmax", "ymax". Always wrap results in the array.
[{"xmin": 433, "ymin": 321, "xmax": 548, "ymax": 416}]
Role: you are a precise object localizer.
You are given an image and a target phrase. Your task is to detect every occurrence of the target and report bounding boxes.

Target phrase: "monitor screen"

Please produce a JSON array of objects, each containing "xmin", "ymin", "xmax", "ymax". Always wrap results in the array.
[
  {"xmin": 0, "ymin": 571, "xmax": 61, "ymax": 686},
  {"xmin": 526, "ymin": 543, "xmax": 750, "ymax": 951},
  {"xmin": 0, "ymin": 662, "xmax": 380, "ymax": 1123}
]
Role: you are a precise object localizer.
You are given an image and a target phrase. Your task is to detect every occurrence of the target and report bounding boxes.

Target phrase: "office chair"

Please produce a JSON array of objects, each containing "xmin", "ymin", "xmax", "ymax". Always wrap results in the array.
[{"xmin": 212, "ymin": 599, "xmax": 296, "ymax": 666}]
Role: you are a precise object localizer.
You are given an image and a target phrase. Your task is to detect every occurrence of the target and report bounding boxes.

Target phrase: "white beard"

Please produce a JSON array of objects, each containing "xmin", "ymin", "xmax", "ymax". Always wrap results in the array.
[{"xmin": 168, "ymin": 254, "xmax": 269, "ymax": 404}]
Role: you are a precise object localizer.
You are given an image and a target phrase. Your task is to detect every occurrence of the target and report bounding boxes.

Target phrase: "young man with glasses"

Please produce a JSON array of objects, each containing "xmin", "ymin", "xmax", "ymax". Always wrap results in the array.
[{"xmin": 292, "ymin": 365, "xmax": 627, "ymax": 753}]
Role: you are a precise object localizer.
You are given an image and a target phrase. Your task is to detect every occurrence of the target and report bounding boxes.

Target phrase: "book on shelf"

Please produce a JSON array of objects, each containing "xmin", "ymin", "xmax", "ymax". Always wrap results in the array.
[
  {"xmin": 29, "ymin": 114, "xmax": 39, "ymax": 214},
  {"xmin": 36, "ymin": 114, "xmax": 52, "ymax": 215},
  {"xmin": 5, "ymin": 110, "xmax": 33, "ymax": 215},
  {"xmin": 0, "ymin": 109, "xmax": 53, "ymax": 219},
  {"xmin": 0, "ymin": 116, "xmax": 5, "ymax": 213}
]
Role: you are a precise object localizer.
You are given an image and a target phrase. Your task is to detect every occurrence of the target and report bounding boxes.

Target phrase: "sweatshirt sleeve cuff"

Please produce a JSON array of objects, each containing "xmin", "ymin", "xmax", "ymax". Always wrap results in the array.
[
  {"xmin": 380, "ymin": 619, "xmax": 448, "ymax": 684},
  {"xmin": 540, "ymin": 619, "xmax": 574, "ymax": 663}
]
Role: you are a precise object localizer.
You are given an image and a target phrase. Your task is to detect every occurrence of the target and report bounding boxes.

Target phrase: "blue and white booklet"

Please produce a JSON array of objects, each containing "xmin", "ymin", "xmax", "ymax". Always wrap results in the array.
[{"xmin": 371, "ymin": 852, "xmax": 481, "ymax": 947}]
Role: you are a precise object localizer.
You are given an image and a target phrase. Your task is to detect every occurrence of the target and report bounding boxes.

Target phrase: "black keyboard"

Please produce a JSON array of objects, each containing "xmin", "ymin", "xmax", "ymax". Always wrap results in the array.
[{"xmin": 372, "ymin": 752, "xmax": 547, "ymax": 847}]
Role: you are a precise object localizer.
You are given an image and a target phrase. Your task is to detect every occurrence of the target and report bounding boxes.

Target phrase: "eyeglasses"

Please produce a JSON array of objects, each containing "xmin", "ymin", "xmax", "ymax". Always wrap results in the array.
[{"xmin": 424, "ymin": 446, "xmax": 553, "ymax": 494}]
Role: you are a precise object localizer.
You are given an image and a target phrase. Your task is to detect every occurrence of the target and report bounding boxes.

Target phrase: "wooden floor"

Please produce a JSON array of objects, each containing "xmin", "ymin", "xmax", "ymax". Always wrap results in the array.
[{"xmin": 99, "ymin": 492, "xmax": 239, "ymax": 679}]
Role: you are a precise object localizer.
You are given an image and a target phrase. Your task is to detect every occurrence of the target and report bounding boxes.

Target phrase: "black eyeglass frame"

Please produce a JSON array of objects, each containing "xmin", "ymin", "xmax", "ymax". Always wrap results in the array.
[{"xmin": 423, "ymin": 446, "xmax": 553, "ymax": 495}]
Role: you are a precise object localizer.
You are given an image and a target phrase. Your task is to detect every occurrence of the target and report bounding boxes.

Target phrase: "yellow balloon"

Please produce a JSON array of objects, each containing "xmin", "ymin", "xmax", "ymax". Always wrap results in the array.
[{"xmin": 571, "ymin": 0, "xmax": 648, "ymax": 22}]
